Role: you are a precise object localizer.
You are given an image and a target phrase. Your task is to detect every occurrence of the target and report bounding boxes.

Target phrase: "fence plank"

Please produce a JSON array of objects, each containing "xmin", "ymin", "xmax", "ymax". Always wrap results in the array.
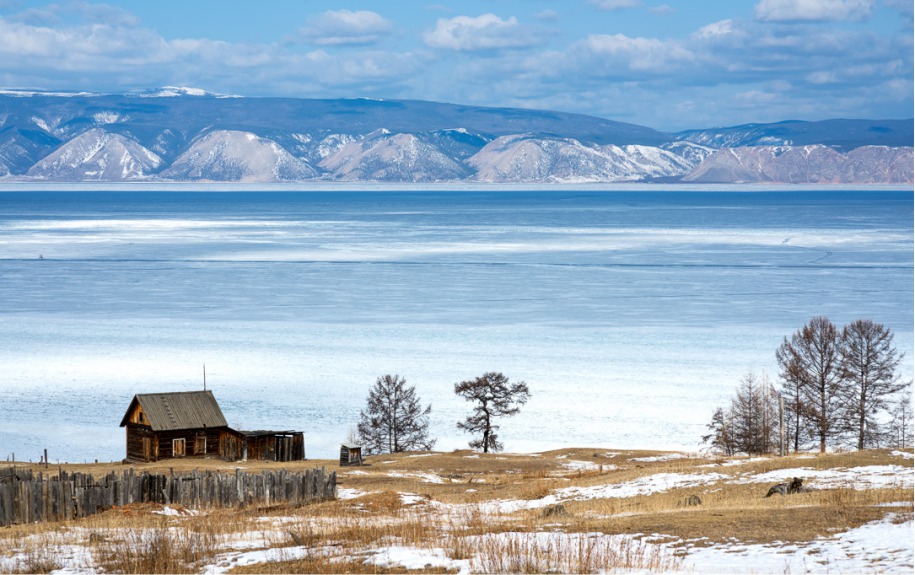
[{"xmin": 0, "ymin": 466, "xmax": 335, "ymax": 526}]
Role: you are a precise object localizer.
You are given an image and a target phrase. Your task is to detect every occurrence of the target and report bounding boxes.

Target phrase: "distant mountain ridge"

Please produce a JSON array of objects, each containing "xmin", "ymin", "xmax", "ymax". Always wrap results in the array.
[{"xmin": 0, "ymin": 89, "xmax": 911, "ymax": 184}]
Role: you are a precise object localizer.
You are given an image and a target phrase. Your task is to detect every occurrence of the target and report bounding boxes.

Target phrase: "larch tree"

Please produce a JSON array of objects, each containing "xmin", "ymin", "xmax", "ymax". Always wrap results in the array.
[
  {"xmin": 703, "ymin": 372, "xmax": 779, "ymax": 456},
  {"xmin": 776, "ymin": 338, "xmax": 814, "ymax": 453},
  {"xmin": 777, "ymin": 316, "xmax": 844, "ymax": 453},
  {"xmin": 455, "ymin": 371, "xmax": 530, "ymax": 453},
  {"xmin": 889, "ymin": 389, "xmax": 913, "ymax": 449},
  {"xmin": 730, "ymin": 372, "xmax": 780, "ymax": 455},
  {"xmin": 839, "ymin": 319, "xmax": 905, "ymax": 449},
  {"xmin": 702, "ymin": 407, "xmax": 736, "ymax": 456},
  {"xmin": 357, "ymin": 374, "xmax": 435, "ymax": 455}
]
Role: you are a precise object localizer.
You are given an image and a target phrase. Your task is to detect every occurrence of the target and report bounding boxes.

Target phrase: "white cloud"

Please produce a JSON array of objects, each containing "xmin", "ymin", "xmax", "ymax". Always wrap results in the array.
[
  {"xmin": 579, "ymin": 33, "xmax": 694, "ymax": 72},
  {"xmin": 694, "ymin": 19, "xmax": 735, "ymax": 40},
  {"xmin": 423, "ymin": 13, "xmax": 546, "ymax": 51},
  {"xmin": 589, "ymin": 0, "xmax": 641, "ymax": 10},
  {"xmin": 650, "ymin": 5, "xmax": 676, "ymax": 16},
  {"xmin": 297, "ymin": 10, "xmax": 393, "ymax": 46},
  {"xmin": 535, "ymin": 9, "xmax": 559, "ymax": 22},
  {"xmin": 754, "ymin": 0, "xmax": 875, "ymax": 22}
]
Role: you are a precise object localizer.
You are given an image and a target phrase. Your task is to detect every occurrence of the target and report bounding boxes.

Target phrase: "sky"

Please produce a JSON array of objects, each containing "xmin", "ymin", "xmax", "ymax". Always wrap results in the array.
[{"xmin": 0, "ymin": 0, "xmax": 911, "ymax": 131}]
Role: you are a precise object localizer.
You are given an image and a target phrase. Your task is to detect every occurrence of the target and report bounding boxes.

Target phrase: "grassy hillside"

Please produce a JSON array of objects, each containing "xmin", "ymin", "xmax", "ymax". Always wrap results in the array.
[{"xmin": 0, "ymin": 448, "xmax": 911, "ymax": 573}]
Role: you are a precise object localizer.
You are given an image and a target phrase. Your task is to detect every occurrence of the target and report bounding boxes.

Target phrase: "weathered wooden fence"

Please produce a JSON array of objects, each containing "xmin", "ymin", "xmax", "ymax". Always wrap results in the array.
[{"xmin": 0, "ymin": 466, "xmax": 335, "ymax": 526}]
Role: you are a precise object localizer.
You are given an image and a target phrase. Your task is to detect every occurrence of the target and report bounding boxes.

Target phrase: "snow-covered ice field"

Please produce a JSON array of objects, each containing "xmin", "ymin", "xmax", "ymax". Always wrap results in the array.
[{"xmin": 0, "ymin": 190, "xmax": 911, "ymax": 460}]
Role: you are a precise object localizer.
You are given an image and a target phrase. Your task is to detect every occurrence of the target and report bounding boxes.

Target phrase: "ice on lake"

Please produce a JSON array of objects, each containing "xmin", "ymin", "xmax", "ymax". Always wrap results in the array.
[{"xmin": 0, "ymin": 190, "xmax": 911, "ymax": 461}]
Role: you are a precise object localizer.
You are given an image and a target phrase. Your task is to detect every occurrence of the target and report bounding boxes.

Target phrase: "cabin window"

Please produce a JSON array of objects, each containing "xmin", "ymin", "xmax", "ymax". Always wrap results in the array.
[
  {"xmin": 194, "ymin": 435, "xmax": 206, "ymax": 455},
  {"xmin": 173, "ymin": 438, "xmax": 186, "ymax": 456}
]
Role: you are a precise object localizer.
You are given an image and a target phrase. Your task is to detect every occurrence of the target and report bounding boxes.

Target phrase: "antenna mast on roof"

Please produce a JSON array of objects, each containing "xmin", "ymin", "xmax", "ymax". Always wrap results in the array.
[{"xmin": 203, "ymin": 363, "xmax": 207, "ymax": 391}]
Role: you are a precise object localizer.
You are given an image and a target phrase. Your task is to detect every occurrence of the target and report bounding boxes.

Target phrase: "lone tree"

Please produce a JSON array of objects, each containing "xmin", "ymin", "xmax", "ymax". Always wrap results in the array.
[
  {"xmin": 455, "ymin": 371, "xmax": 530, "ymax": 453},
  {"xmin": 839, "ymin": 319, "xmax": 905, "ymax": 449},
  {"xmin": 357, "ymin": 374, "xmax": 435, "ymax": 455},
  {"xmin": 776, "ymin": 316, "xmax": 843, "ymax": 453}
]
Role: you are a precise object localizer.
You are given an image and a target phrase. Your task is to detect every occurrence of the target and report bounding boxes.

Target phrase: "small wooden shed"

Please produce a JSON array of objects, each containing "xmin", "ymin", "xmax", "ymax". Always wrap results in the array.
[
  {"xmin": 339, "ymin": 443, "xmax": 363, "ymax": 466},
  {"xmin": 241, "ymin": 430, "xmax": 305, "ymax": 462}
]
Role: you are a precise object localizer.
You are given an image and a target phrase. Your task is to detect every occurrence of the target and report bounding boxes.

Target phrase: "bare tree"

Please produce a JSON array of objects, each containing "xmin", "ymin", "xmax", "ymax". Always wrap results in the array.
[
  {"xmin": 776, "ymin": 316, "xmax": 843, "ymax": 453},
  {"xmin": 455, "ymin": 372, "xmax": 530, "ymax": 453},
  {"xmin": 889, "ymin": 389, "xmax": 914, "ymax": 449},
  {"xmin": 357, "ymin": 374, "xmax": 435, "ymax": 455},
  {"xmin": 839, "ymin": 319, "xmax": 906, "ymax": 449},
  {"xmin": 703, "ymin": 372, "xmax": 779, "ymax": 456},
  {"xmin": 703, "ymin": 407, "xmax": 736, "ymax": 456},
  {"xmin": 732, "ymin": 372, "xmax": 780, "ymax": 455},
  {"xmin": 776, "ymin": 339, "xmax": 814, "ymax": 453}
]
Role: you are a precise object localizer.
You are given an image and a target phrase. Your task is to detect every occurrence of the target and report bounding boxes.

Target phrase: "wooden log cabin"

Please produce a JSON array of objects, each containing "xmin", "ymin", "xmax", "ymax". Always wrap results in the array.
[{"xmin": 120, "ymin": 390, "xmax": 304, "ymax": 463}]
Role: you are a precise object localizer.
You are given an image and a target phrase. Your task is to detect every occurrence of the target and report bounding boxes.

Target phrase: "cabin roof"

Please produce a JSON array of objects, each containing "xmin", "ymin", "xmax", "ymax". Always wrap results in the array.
[
  {"xmin": 119, "ymin": 390, "xmax": 229, "ymax": 431},
  {"xmin": 340, "ymin": 442, "xmax": 362, "ymax": 449}
]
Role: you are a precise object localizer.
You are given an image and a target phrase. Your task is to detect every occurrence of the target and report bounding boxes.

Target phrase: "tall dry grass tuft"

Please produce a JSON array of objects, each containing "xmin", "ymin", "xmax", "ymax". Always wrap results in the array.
[
  {"xmin": 0, "ymin": 535, "xmax": 63, "ymax": 575},
  {"xmin": 471, "ymin": 531, "xmax": 682, "ymax": 574},
  {"xmin": 442, "ymin": 506, "xmax": 493, "ymax": 560},
  {"xmin": 94, "ymin": 524, "xmax": 220, "ymax": 574}
]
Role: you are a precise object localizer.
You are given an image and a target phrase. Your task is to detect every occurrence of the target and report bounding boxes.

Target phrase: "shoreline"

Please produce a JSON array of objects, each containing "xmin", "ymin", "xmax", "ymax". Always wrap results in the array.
[{"xmin": 0, "ymin": 181, "xmax": 911, "ymax": 193}]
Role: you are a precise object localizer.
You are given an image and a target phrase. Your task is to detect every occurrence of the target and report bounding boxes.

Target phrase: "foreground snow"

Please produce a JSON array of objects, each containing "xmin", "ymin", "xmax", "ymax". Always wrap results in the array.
[
  {"xmin": 188, "ymin": 513, "xmax": 912, "ymax": 575},
  {"xmin": 682, "ymin": 513, "xmax": 913, "ymax": 574}
]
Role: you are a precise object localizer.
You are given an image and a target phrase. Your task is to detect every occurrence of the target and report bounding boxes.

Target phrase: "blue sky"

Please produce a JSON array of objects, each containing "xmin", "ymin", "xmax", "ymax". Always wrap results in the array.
[{"xmin": 0, "ymin": 0, "xmax": 911, "ymax": 130}]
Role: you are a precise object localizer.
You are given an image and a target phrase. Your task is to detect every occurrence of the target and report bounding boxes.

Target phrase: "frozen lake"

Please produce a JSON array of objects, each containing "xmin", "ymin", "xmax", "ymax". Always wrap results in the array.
[{"xmin": 0, "ymin": 190, "xmax": 911, "ymax": 461}]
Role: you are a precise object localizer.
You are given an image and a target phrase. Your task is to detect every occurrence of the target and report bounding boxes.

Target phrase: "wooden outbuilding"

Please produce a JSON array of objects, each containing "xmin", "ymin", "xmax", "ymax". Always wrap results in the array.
[
  {"xmin": 339, "ymin": 443, "xmax": 363, "ymax": 466},
  {"xmin": 120, "ymin": 390, "xmax": 304, "ymax": 463},
  {"xmin": 237, "ymin": 430, "xmax": 305, "ymax": 462}
]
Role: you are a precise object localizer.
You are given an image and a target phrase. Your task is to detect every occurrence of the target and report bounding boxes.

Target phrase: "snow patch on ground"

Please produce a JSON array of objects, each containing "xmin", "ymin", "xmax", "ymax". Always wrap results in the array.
[
  {"xmin": 386, "ymin": 471, "xmax": 445, "ymax": 484},
  {"xmin": 735, "ymin": 465, "xmax": 913, "ymax": 490},
  {"xmin": 701, "ymin": 456, "xmax": 770, "ymax": 467},
  {"xmin": 484, "ymin": 471, "xmax": 728, "ymax": 514},
  {"xmin": 364, "ymin": 546, "xmax": 469, "ymax": 574},
  {"xmin": 560, "ymin": 460, "xmax": 602, "ymax": 472},
  {"xmin": 337, "ymin": 487, "xmax": 368, "ymax": 500},
  {"xmin": 556, "ymin": 472, "xmax": 726, "ymax": 501},
  {"xmin": 399, "ymin": 493, "xmax": 428, "ymax": 506},
  {"xmin": 631, "ymin": 453, "xmax": 690, "ymax": 462},
  {"xmin": 891, "ymin": 450, "xmax": 914, "ymax": 460},
  {"xmin": 152, "ymin": 505, "xmax": 198, "ymax": 517},
  {"xmin": 682, "ymin": 514, "xmax": 913, "ymax": 574},
  {"xmin": 204, "ymin": 545, "xmax": 335, "ymax": 575}
]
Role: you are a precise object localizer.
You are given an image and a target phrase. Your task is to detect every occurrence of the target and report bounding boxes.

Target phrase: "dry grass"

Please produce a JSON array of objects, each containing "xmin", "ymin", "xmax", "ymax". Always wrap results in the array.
[
  {"xmin": 232, "ymin": 558, "xmax": 458, "ymax": 574},
  {"xmin": 1, "ymin": 447, "xmax": 911, "ymax": 574},
  {"xmin": 471, "ymin": 532, "xmax": 682, "ymax": 574},
  {"xmin": 94, "ymin": 524, "xmax": 220, "ymax": 574}
]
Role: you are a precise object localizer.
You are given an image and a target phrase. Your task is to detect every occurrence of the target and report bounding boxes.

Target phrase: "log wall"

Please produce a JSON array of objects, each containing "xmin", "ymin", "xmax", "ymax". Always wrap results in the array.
[{"xmin": 0, "ymin": 466, "xmax": 335, "ymax": 526}]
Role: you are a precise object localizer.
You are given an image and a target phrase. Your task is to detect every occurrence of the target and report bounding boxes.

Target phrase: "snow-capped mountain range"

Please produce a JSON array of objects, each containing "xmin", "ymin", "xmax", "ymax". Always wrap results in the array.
[{"xmin": 0, "ymin": 88, "xmax": 911, "ymax": 184}]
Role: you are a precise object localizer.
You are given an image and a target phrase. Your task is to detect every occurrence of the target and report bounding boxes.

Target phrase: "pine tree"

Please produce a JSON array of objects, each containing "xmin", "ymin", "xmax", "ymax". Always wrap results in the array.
[
  {"xmin": 357, "ymin": 375, "xmax": 435, "ymax": 455},
  {"xmin": 455, "ymin": 372, "xmax": 530, "ymax": 453}
]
